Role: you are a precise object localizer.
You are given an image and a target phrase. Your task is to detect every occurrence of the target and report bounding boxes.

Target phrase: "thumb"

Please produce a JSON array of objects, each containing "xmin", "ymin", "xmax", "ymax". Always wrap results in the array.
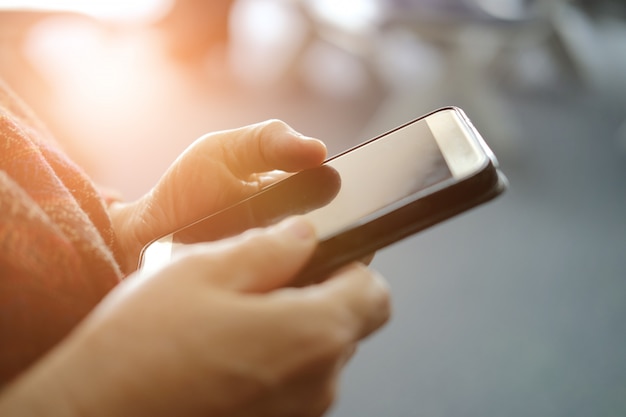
[{"xmin": 184, "ymin": 217, "xmax": 318, "ymax": 293}]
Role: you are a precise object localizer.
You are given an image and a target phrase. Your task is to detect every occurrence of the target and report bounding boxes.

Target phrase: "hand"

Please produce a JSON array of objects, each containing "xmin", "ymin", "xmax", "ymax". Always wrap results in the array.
[
  {"xmin": 1, "ymin": 218, "xmax": 390, "ymax": 417},
  {"xmin": 110, "ymin": 120, "xmax": 327, "ymax": 271}
]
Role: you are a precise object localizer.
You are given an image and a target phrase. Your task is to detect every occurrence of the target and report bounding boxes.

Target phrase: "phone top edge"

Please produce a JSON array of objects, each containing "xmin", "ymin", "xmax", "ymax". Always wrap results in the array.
[
  {"xmin": 322, "ymin": 106, "xmax": 458, "ymax": 164},
  {"xmin": 426, "ymin": 108, "xmax": 491, "ymax": 180}
]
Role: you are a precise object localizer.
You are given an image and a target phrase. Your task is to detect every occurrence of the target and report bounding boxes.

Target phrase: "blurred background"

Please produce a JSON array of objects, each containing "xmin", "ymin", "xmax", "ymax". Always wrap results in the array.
[{"xmin": 1, "ymin": 0, "xmax": 625, "ymax": 416}]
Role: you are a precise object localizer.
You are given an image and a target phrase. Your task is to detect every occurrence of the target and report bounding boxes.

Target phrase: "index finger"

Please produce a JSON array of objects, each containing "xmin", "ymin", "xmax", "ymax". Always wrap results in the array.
[{"xmin": 205, "ymin": 119, "xmax": 327, "ymax": 178}]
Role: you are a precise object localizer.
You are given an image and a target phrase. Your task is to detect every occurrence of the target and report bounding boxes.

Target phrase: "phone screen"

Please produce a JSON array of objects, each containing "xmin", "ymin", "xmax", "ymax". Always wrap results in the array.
[
  {"xmin": 307, "ymin": 119, "xmax": 452, "ymax": 238},
  {"xmin": 166, "ymin": 118, "xmax": 453, "ymax": 249}
]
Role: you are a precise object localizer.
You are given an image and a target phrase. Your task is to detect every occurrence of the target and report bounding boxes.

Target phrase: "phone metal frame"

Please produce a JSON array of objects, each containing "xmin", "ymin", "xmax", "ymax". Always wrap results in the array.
[{"xmin": 427, "ymin": 108, "xmax": 489, "ymax": 180}]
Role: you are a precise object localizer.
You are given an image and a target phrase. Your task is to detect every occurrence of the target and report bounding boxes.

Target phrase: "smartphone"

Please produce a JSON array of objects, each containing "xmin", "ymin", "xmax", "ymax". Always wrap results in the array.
[{"xmin": 139, "ymin": 107, "xmax": 507, "ymax": 285}]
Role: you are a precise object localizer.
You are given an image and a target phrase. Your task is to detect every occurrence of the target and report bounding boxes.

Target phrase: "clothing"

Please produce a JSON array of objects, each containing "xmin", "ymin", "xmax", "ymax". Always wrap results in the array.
[{"xmin": 0, "ymin": 79, "xmax": 123, "ymax": 384}]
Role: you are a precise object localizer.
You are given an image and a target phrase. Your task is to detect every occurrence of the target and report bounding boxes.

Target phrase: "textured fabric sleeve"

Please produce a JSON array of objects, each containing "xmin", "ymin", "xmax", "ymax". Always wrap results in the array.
[{"xmin": 0, "ymin": 79, "xmax": 124, "ymax": 384}]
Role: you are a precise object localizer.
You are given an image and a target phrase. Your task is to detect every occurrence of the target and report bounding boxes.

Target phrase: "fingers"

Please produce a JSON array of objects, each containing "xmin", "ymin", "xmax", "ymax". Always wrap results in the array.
[
  {"xmin": 278, "ymin": 263, "xmax": 391, "ymax": 344},
  {"xmin": 179, "ymin": 217, "xmax": 318, "ymax": 293},
  {"xmin": 320, "ymin": 263, "xmax": 392, "ymax": 341},
  {"xmin": 202, "ymin": 119, "xmax": 327, "ymax": 178}
]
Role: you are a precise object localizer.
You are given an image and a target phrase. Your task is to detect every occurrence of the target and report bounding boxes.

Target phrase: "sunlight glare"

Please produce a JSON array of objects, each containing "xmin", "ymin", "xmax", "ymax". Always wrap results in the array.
[
  {"xmin": 0, "ymin": 0, "xmax": 172, "ymax": 23},
  {"xmin": 307, "ymin": 0, "xmax": 381, "ymax": 32}
]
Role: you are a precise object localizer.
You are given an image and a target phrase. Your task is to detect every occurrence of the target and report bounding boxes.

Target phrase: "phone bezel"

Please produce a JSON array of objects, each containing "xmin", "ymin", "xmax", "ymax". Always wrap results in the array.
[{"xmin": 426, "ymin": 108, "xmax": 489, "ymax": 180}]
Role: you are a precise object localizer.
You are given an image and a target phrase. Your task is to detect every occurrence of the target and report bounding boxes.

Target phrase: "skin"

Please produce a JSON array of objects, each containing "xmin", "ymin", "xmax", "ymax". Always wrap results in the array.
[
  {"xmin": 110, "ymin": 119, "xmax": 329, "ymax": 273},
  {"xmin": 0, "ymin": 120, "xmax": 391, "ymax": 417}
]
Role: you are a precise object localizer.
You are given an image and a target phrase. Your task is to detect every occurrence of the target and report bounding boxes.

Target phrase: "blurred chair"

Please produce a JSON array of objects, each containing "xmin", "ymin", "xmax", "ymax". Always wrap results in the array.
[
  {"xmin": 366, "ymin": 0, "xmax": 567, "ymax": 149},
  {"xmin": 275, "ymin": 0, "xmax": 573, "ymax": 151}
]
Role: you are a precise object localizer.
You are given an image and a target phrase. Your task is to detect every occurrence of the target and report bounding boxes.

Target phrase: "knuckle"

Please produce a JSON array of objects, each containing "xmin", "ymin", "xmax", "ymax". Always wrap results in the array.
[
  {"xmin": 340, "ymin": 264, "xmax": 393, "ymax": 334},
  {"xmin": 260, "ymin": 118, "xmax": 289, "ymax": 132},
  {"xmin": 365, "ymin": 272, "xmax": 392, "ymax": 328},
  {"xmin": 298, "ymin": 322, "xmax": 347, "ymax": 358},
  {"xmin": 285, "ymin": 301, "xmax": 351, "ymax": 356},
  {"xmin": 256, "ymin": 119, "xmax": 293, "ymax": 140},
  {"xmin": 237, "ymin": 226, "xmax": 283, "ymax": 259},
  {"xmin": 356, "ymin": 264, "xmax": 392, "ymax": 313},
  {"xmin": 372, "ymin": 272, "xmax": 392, "ymax": 318}
]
